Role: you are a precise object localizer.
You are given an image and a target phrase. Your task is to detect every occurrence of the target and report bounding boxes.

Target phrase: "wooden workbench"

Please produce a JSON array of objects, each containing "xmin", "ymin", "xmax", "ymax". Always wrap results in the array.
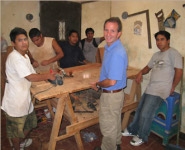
[{"xmin": 31, "ymin": 63, "xmax": 141, "ymax": 150}]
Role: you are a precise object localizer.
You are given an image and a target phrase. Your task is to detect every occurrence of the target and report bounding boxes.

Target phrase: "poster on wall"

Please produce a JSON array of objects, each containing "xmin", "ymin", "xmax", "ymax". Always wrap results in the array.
[{"xmin": 134, "ymin": 21, "xmax": 142, "ymax": 35}]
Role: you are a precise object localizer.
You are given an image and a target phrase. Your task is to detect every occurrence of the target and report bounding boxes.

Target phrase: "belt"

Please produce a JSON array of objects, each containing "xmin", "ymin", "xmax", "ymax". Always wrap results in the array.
[{"xmin": 102, "ymin": 89, "xmax": 122, "ymax": 93}]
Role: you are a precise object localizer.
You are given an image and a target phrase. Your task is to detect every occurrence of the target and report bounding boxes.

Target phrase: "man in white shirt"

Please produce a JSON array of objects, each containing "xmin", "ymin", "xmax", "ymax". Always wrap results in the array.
[{"xmin": 1, "ymin": 27, "xmax": 56, "ymax": 150}]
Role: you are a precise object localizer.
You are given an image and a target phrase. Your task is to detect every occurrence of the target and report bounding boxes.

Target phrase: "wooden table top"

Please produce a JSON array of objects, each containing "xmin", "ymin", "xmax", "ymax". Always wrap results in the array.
[{"xmin": 31, "ymin": 63, "xmax": 140, "ymax": 101}]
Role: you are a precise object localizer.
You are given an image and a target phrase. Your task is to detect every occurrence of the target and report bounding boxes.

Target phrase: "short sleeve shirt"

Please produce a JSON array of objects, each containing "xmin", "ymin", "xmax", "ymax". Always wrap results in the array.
[
  {"xmin": 145, "ymin": 47, "xmax": 182, "ymax": 99},
  {"xmin": 2, "ymin": 49, "xmax": 36, "ymax": 117},
  {"xmin": 100, "ymin": 39, "xmax": 128, "ymax": 90},
  {"xmin": 58, "ymin": 41, "xmax": 85, "ymax": 68}
]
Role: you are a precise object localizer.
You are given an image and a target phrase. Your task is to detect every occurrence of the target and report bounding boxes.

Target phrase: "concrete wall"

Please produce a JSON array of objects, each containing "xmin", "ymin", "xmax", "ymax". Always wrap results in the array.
[
  {"xmin": 1, "ymin": 0, "xmax": 185, "ymax": 133},
  {"xmin": 1, "ymin": 1, "xmax": 40, "ymax": 48}
]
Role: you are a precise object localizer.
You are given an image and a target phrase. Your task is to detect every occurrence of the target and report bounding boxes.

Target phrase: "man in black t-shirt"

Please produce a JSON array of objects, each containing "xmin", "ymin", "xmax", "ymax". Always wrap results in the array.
[{"xmin": 58, "ymin": 30, "xmax": 88, "ymax": 68}]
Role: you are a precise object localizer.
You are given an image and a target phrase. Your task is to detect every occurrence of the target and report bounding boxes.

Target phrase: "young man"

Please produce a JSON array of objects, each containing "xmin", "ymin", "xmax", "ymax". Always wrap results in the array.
[
  {"xmin": 79, "ymin": 28, "xmax": 104, "ymax": 63},
  {"xmin": 28, "ymin": 28, "xmax": 64, "ymax": 73},
  {"xmin": 122, "ymin": 31, "xmax": 183, "ymax": 146},
  {"xmin": 58, "ymin": 29, "xmax": 88, "ymax": 68},
  {"xmin": 92, "ymin": 17, "xmax": 128, "ymax": 150},
  {"xmin": 1, "ymin": 27, "xmax": 56, "ymax": 150}
]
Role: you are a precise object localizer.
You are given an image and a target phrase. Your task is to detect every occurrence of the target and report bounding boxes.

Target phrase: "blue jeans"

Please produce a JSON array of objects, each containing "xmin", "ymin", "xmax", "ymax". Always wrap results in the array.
[{"xmin": 127, "ymin": 93, "xmax": 163, "ymax": 142}]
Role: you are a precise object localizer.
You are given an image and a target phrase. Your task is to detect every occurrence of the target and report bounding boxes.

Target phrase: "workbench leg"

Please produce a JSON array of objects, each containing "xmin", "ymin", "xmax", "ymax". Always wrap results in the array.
[
  {"xmin": 74, "ymin": 132, "xmax": 84, "ymax": 150},
  {"xmin": 48, "ymin": 94, "xmax": 67, "ymax": 150},
  {"xmin": 122, "ymin": 109, "xmax": 135, "ymax": 130}
]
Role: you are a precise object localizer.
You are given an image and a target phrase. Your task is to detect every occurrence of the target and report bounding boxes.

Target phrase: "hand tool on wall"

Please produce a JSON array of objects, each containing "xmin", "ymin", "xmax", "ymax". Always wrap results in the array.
[
  {"xmin": 155, "ymin": 9, "xmax": 165, "ymax": 31},
  {"xmin": 122, "ymin": 10, "xmax": 152, "ymax": 49}
]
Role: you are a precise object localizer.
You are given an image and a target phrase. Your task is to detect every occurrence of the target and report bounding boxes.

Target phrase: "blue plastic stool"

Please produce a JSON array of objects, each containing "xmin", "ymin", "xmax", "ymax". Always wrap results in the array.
[{"xmin": 150, "ymin": 92, "xmax": 180, "ymax": 145}]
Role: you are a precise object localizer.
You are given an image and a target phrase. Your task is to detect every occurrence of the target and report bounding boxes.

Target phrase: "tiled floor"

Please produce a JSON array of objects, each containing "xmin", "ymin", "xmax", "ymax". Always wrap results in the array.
[{"xmin": 1, "ymin": 108, "xmax": 185, "ymax": 150}]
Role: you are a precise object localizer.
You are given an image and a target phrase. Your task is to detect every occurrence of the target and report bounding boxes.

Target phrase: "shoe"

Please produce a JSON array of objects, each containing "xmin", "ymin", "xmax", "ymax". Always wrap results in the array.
[
  {"xmin": 121, "ymin": 128, "xmax": 134, "ymax": 136},
  {"xmin": 20, "ymin": 138, "xmax": 32, "ymax": 148},
  {"xmin": 94, "ymin": 146, "xmax": 101, "ymax": 150},
  {"xmin": 130, "ymin": 135, "xmax": 144, "ymax": 146},
  {"xmin": 117, "ymin": 144, "xmax": 121, "ymax": 150}
]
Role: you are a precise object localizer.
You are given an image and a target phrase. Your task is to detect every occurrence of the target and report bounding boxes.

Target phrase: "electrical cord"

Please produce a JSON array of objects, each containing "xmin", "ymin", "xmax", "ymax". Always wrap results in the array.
[{"xmin": 31, "ymin": 84, "xmax": 56, "ymax": 100}]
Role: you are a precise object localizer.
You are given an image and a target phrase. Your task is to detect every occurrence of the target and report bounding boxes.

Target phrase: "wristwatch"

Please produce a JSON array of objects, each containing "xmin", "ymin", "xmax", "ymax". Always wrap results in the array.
[{"xmin": 96, "ymin": 83, "xmax": 101, "ymax": 90}]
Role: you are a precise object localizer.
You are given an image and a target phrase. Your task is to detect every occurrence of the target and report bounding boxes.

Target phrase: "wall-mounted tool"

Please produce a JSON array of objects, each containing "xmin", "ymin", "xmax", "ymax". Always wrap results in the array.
[
  {"xmin": 155, "ymin": 9, "xmax": 165, "ymax": 31},
  {"xmin": 164, "ymin": 9, "xmax": 180, "ymax": 28},
  {"xmin": 122, "ymin": 10, "xmax": 152, "ymax": 49}
]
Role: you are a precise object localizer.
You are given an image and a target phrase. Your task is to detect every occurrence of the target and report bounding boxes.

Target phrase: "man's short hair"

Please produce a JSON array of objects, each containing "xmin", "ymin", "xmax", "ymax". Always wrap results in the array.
[
  {"xmin": 29, "ymin": 28, "xmax": 41, "ymax": 39},
  {"xmin": 85, "ymin": 28, "xmax": 94, "ymax": 35},
  {"xmin": 154, "ymin": 31, "xmax": 171, "ymax": 40},
  {"xmin": 104, "ymin": 17, "xmax": 122, "ymax": 32},
  {"xmin": 9, "ymin": 27, "xmax": 27, "ymax": 42},
  {"xmin": 68, "ymin": 29, "xmax": 79, "ymax": 37}
]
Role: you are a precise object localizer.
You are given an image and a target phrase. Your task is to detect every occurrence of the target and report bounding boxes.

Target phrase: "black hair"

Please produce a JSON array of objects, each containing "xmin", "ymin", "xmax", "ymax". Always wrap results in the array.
[
  {"xmin": 68, "ymin": 29, "xmax": 79, "ymax": 37},
  {"xmin": 9, "ymin": 27, "xmax": 28, "ymax": 43},
  {"xmin": 85, "ymin": 28, "xmax": 94, "ymax": 35},
  {"xmin": 104, "ymin": 17, "xmax": 122, "ymax": 32},
  {"xmin": 154, "ymin": 31, "xmax": 171, "ymax": 40},
  {"xmin": 29, "ymin": 28, "xmax": 41, "ymax": 39}
]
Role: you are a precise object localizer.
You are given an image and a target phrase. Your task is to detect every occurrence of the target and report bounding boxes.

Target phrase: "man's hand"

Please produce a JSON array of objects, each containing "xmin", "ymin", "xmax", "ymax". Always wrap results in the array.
[
  {"xmin": 90, "ymin": 81, "xmax": 100, "ymax": 91},
  {"xmin": 32, "ymin": 60, "xmax": 39, "ymax": 68},
  {"xmin": 41, "ymin": 60, "xmax": 50, "ymax": 66},
  {"xmin": 135, "ymin": 66, "xmax": 151, "ymax": 84},
  {"xmin": 170, "ymin": 87, "xmax": 175, "ymax": 95},
  {"xmin": 47, "ymin": 72, "xmax": 56, "ymax": 81},
  {"xmin": 135, "ymin": 72, "xmax": 143, "ymax": 84}
]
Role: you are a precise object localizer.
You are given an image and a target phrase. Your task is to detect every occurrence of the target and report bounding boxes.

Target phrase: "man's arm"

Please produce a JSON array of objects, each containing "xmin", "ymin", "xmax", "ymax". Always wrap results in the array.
[
  {"xmin": 78, "ymin": 46, "xmax": 90, "ymax": 64},
  {"xmin": 83, "ymin": 59, "xmax": 90, "ymax": 64},
  {"xmin": 96, "ymin": 79, "xmax": 116, "ymax": 88},
  {"xmin": 91, "ymin": 79, "xmax": 116, "ymax": 91},
  {"xmin": 170, "ymin": 68, "xmax": 183, "ymax": 94},
  {"xmin": 41, "ymin": 39, "xmax": 64, "ymax": 66},
  {"xmin": 27, "ymin": 50, "xmax": 39, "ymax": 68},
  {"xmin": 25, "ymin": 72, "xmax": 56, "ymax": 82},
  {"xmin": 135, "ymin": 65, "xmax": 151, "ymax": 84},
  {"xmin": 100, "ymin": 36, "xmax": 105, "ymax": 43}
]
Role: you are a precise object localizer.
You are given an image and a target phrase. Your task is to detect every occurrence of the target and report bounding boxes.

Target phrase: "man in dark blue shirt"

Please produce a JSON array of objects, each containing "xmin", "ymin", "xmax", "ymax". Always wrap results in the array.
[{"xmin": 58, "ymin": 30, "xmax": 88, "ymax": 68}]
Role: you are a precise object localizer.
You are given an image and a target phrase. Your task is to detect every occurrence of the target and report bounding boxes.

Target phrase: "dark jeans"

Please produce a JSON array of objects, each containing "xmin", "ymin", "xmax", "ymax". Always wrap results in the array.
[{"xmin": 127, "ymin": 93, "xmax": 163, "ymax": 142}]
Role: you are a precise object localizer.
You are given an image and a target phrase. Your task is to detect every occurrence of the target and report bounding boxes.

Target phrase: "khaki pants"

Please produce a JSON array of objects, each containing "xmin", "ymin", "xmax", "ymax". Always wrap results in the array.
[{"xmin": 99, "ymin": 90, "xmax": 124, "ymax": 150}]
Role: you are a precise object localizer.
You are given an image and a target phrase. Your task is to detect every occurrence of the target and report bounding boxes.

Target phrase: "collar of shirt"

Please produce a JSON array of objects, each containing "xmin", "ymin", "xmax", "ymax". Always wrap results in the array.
[{"xmin": 104, "ymin": 39, "xmax": 121, "ymax": 52}]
